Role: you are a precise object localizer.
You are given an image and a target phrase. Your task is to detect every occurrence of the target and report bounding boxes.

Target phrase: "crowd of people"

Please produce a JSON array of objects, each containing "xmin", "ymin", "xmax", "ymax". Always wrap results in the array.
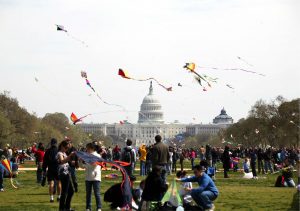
[{"xmin": 0, "ymin": 137, "xmax": 299, "ymax": 211}]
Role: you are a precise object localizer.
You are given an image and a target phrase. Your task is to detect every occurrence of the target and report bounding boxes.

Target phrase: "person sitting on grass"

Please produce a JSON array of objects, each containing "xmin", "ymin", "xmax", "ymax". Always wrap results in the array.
[
  {"xmin": 177, "ymin": 165, "xmax": 219, "ymax": 211},
  {"xmin": 243, "ymin": 158, "xmax": 250, "ymax": 173},
  {"xmin": 141, "ymin": 166, "xmax": 169, "ymax": 210}
]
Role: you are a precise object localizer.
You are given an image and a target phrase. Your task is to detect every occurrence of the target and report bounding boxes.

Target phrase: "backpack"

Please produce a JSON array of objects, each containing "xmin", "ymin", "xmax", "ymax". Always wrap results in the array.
[{"xmin": 122, "ymin": 148, "xmax": 133, "ymax": 164}]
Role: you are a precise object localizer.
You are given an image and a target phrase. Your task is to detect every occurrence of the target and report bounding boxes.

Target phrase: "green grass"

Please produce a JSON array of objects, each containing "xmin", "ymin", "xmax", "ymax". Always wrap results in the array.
[{"xmin": 1, "ymin": 161, "xmax": 299, "ymax": 211}]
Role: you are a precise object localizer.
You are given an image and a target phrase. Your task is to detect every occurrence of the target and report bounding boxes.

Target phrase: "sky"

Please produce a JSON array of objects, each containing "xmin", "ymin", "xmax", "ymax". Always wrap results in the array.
[{"xmin": 0, "ymin": 0, "xmax": 299, "ymax": 124}]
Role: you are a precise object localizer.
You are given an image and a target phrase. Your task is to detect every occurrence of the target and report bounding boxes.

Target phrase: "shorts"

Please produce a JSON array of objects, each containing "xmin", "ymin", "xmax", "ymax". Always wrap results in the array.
[{"xmin": 47, "ymin": 170, "xmax": 59, "ymax": 182}]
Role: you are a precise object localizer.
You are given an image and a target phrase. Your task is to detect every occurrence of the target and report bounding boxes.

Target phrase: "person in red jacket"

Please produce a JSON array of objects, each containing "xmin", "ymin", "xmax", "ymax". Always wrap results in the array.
[{"xmin": 32, "ymin": 142, "xmax": 45, "ymax": 184}]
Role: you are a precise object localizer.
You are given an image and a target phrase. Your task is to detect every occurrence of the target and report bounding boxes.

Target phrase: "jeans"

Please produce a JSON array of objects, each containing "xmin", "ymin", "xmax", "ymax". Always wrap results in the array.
[
  {"xmin": 191, "ymin": 190, "xmax": 217, "ymax": 209},
  {"xmin": 140, "ymin": 161, "xmax": 146, "ymax": 176},
  {"xmin": 257, "ymin": 160, "xmax": 265, "ymax": 174},
  {"xmin": 59, "ymin": 174, "xmax": 74, "ymax": 210},
  {"xmin": 0, "ymin": 166, "xmax": 4, "ymax": 189},
  {"xmin": 284, "ymin": 179, "xmax": 295, "ymax": 187},
  {"xmin": 37, "ymin": 162, "xmax": 43, "ymax": 183},
  {"xmin": 158, "ymin": 164, "xmax": 167, "ymax": 184},
  {"xmin": 70, "ymin": 166, "xmax": 78, "ymax": 192},
  {"xmin": 167, "ymin": 162, "xmax": 172, "ymax": 175},
  {"xmin": 86, "ymin": 180, "xmax": 101, "ymax": 209},
  {"xmin": 264, "ymin": 160, "xmax": 273, "ymax": 173},
  {"xmin": 251, "ymin": 162, "xmax": 257, "ymax": 177},
  {"xmin": 191, "ymin": 158, "xmax": 195, "ymax": 170}
]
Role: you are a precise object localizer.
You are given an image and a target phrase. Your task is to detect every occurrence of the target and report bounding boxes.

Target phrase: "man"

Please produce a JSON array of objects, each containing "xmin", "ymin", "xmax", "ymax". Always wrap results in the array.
[
  {"xmin": 151, "ymin": 135, "xmax": 169, "ymax": 183},
  {"xmin": 42, "ymin": 138, "xmax": 61, "ymax": 202},
  {"xmin": 178, "ymin": 165, "xmax": 218, "ymax": 211},
  {"xmin": 121, "ymin": 139, "xmax": 136, "ymax": 177}
]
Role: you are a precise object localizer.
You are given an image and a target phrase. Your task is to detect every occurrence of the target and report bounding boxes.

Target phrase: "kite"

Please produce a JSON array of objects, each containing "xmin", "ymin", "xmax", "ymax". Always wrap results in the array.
[
  {"xmin": 75, "ymin": 151, "xmax": 132, "ymax": 209},
  {"xmin": 226, "ymin": 84, "xmax": 234, "ymax": 89},
  {"xmin": 118, "ymin": 69, "xmax": 172, "ymax": 92},
  {"xmin": 70, "ymin": 112, "xmax": 91, "ymax": 125},
  {"xmin": 255, "ymin": 129, "xmax": 260, "ymax": 134},
  {"xmin": 178, "ymin": 83, "xmax": 182, "ymax": 87},
  {"xmin": 81, "ymin": 71, "xmax": 125, "ymax": 109},
  {"xmin": 56, "ymin": 24, "xmax": 88, "ymax": 47},
  {"xmin": 237, "ymin": 56, "xmax": 253, "ymax": 67},
  {"xmin": 289, "ymin": 120, "xmax": 300, "ymax": 128},
  {"xmin": 0, "ymin": 159, "xmax": 18, "ymax": 189}
]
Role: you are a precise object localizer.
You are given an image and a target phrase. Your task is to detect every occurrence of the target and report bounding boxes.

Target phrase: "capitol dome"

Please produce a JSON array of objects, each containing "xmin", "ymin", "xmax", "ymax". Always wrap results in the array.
[
  {"xmin": 138, "ymin": 82, "xmax": 164, "ymax": 123},
  {"xmin": 213, "ymin": 108, "xmax": 233, "ymax": 124}
]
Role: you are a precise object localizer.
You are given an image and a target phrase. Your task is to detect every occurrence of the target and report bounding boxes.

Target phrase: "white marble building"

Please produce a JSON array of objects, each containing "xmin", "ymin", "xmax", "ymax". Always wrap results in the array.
[{"xmin": 80, "ymin": 82, "xmax": 233, "ymax": 146}]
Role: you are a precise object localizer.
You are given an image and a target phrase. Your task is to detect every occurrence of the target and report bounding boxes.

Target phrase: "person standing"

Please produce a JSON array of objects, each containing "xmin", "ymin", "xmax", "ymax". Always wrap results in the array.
[
  {"xmin": 57, "ymin": 140, "xmax": 75, "ymax": 211},
  {"xmin": 222, "ymin": 146, "xmax": 231, "ymax": 178},
  {"xmin": 264, "ymin": 147, "xmax": 274, "ymax": 173},
  {"xmin": 139, "ymin": 144, "xmax": 147, "ymax": 176},
  {"xmin": 172, "ymin": 148, "xmax": 179, "ymax": 173},
  {"xmin": 84, "ymin": 143, "xmax": 102, "ymax": 211},
  {"xmin": 257, "ymin": 148, "xmax": 265, "ymax": 174},
  {"xmin": 66, "ymin": 140, "xmax": 79, "ymax": 193},
  {"xmin": 151, "ymin": 135, "xmax": 169, "ymax": 183},
  {"xmin": 179, "ymin": 149, "xmax": 185, "ymax": 172},
  {"xmin": 178, "ymin": 165, "xmax": 218, "ymax": 211},
  {"xmin": 32, "ymin": 142, "xmax": 45, "ymax": 184},
  {"xmin": 250, "ymin": 148, "xmax": 258, "ymax": 179},
  {"xmin": 190, "ymin": 149, "xmax": 196, "ymax": 170},
  {"xmin": 199, "ymin": 146, "xmax": 206, "ymax": 161},
  {"xmin": 205, "ymin": 145, "xmax": 213, "ymax": 168},
  {"xmin": 42, "ymin": 138, "xmax": 61, "ymax": 202},
  {"xmin": 121, "ymin": 139, "xmax": 136, "ymax": 177}
]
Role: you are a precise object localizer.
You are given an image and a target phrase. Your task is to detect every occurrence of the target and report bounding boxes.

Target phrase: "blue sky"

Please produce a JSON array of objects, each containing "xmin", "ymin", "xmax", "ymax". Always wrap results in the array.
[{"xmin": 0, "ymin": 0, "xmax": 299, "ymax": 124}]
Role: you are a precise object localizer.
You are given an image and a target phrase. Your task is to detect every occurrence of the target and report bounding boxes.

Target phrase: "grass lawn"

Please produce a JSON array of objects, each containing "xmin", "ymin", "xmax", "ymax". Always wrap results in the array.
[{"xmin": 0, "ymin": 161, "xmax": 299, "ymax": 211}]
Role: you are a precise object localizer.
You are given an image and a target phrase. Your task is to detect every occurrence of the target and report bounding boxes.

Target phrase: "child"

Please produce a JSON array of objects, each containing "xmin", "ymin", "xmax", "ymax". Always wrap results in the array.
[
  {"xmin": 243, "ymin": 158, "xmax": 250, "ymax": 173},
  {"xmin": 133, "ymin": 180, "xmax": 145, "ymax": 204},
  {"xmin": 176, "ymin": 171, "xmax": 193, "ymax": 205},
  {"xmin": 83, "ymin": 143, "xmax": 102, "ymax": 211}
]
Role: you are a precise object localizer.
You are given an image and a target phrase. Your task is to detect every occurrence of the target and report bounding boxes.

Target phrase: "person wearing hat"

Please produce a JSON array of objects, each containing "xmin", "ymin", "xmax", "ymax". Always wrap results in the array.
[
  {"xmin": 42, "ymin": 138, "xmax": 61, "ymax": 202},
  {"xmin": 177, "ymin": 165, "xmax": 218, "ymax": 211}
]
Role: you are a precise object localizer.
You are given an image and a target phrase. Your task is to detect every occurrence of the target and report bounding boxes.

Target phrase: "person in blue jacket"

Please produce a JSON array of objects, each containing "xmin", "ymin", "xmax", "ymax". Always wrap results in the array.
[{"xmin": 177, "ymin": 164, "xmax": 218, "ymax": 211}]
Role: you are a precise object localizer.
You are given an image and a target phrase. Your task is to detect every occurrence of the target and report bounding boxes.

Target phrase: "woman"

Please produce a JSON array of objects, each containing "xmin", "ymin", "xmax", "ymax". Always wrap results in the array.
[
  {"xmin": 83, "ymin": 143, "xmax": 102, "ymax": 211},
  {"xmin": 57, "ymin": 140, "xmax": 75, "ymax": 211}
]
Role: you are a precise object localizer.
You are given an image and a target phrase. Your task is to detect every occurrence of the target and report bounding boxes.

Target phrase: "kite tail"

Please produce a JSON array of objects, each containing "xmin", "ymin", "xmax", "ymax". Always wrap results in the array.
[
  {"xmin": 10, "ymin": 177, "xmax": 18, "ymax": 189},
  {"xmin": 96, "ymin": 94, "xmax": 126, "ymax": 110},
  {"xmin": 66, "ymin": 32, "xmax": 88, "ymax": 47}
]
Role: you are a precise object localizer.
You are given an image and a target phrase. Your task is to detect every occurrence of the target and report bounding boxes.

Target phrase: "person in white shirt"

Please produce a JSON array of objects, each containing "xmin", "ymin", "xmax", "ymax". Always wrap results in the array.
[{"xmin": 83, "ymin": 143, "xmax": 102, "ymax": 211}]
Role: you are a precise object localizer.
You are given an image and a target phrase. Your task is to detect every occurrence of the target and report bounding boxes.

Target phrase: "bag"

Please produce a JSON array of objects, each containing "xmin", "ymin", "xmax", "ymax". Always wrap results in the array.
[{"xmin": 122, "ymin": 148, "xmax": 133, "ymax": 163}]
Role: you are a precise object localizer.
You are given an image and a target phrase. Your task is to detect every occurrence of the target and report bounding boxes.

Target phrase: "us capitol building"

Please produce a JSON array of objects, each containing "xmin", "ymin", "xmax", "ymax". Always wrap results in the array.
[{"xmin": 80, "ymin": 82, "xmax": 233, "ymax": 146}]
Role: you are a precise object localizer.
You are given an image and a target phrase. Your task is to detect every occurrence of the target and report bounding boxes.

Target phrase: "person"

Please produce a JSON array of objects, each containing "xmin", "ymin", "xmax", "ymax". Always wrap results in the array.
[
  {"xmin": 145, "ymin": 146, "xmax": 152, "ymax": 175},
  {"xmin": 133, "ymin": 180, "xmax": 145, "ymax": 206},
  {"xmin": 257, "ymin": 148, "xmax": 265, "ymax": 174},
  {"xmin": 243, "ymin": 158, "xmax": 250, "ymax": 173},
  {"xmin": 178, "ymin": 165, "xmax": 218, "ymax": 211},
  {"xmin": 222, "ymin": 146, "xmax": 231, "ymax": 178},
  {"xmin": 151, "ymin": 135, "xmax": 169, "ymax": 183},
  {"xmin": 42, "ymin": 138, "xmax": 61, "ymax": 202},
  {"xmin": 32, "ymin": 142, "xmax": 45, "ymax": 184},
  {"xmin": 112, "ymin": 145, "xmax": 121, "ymax": 161},
  {"xmin": 250, "ymin": 148, "xmax": 258, "ymax": 179},
  {"xmin": 66, "ymin": 140, "xmax": 79, "ymax": 193},
  {"xmin": 172, "ymin": 148, "xmax": 179, "ymax": 173},
  {"xmin": 139, "ymin": 144, "xmax": 147, "ymax": 176},
  {"xmin": 264, "ymin": 147, "xmax": 274, "ymax": 173},
  {"xmin": 168, "ymin": 147, "xmax": 174, "ymax": 175},
  {"xmin": 141, "ymin": 166, "xmax": 168, "ymax": 208},
  {"xmin": 190, "ymin": 148, "xmax": 196, "ymax": 170},
  {"xmin": 121, "ymin": 139, "xmax": 136, "ymax": 177},
  {"xmin": 205, "ymin": 145, "xmax": 213, "ymax": 168},
  {"xmin": 176, "ymin": 171, "xmax": 193, "ymax": 205},
  {"xmin": 57, "ymin": 140, "xmax": 75, "ymax": 211},
  {"xmin": 179, "ymin": 149, "xmax": 185, "ymax": 172},
  {"xmin": 83, "ymin": 143, "xmax": 102, "ymax": 211},
  {"xmin": 199, "ymin": 146, "xmax": 206, "ymax": 161}
]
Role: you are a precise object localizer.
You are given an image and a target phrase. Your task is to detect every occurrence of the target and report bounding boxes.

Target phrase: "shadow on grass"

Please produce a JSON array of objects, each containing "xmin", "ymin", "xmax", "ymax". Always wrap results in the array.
[{"xmin": 288, "ymin": 192, "xmax": 299, "ymax": 211}]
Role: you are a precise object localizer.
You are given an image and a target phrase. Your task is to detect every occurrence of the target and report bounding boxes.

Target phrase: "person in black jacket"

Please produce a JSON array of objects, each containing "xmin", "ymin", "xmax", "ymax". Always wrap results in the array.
[
  {"xmin": 250, "ymin": 148, "xmax": 258, "ymax": 179},
  {"xmin": 257, "ymin": 148, "xmax": 265, "ymax": 174},
  {"xmin": 42, "ymin": 138, "xmax": 61, "ymax": 202},
  {"xmin": 222, "ymin": 146, "xmax": 231, "ymax": 178},
  {"xmin": 141, "ymin": 166, "xmax": 168, "ymax": 203}
]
